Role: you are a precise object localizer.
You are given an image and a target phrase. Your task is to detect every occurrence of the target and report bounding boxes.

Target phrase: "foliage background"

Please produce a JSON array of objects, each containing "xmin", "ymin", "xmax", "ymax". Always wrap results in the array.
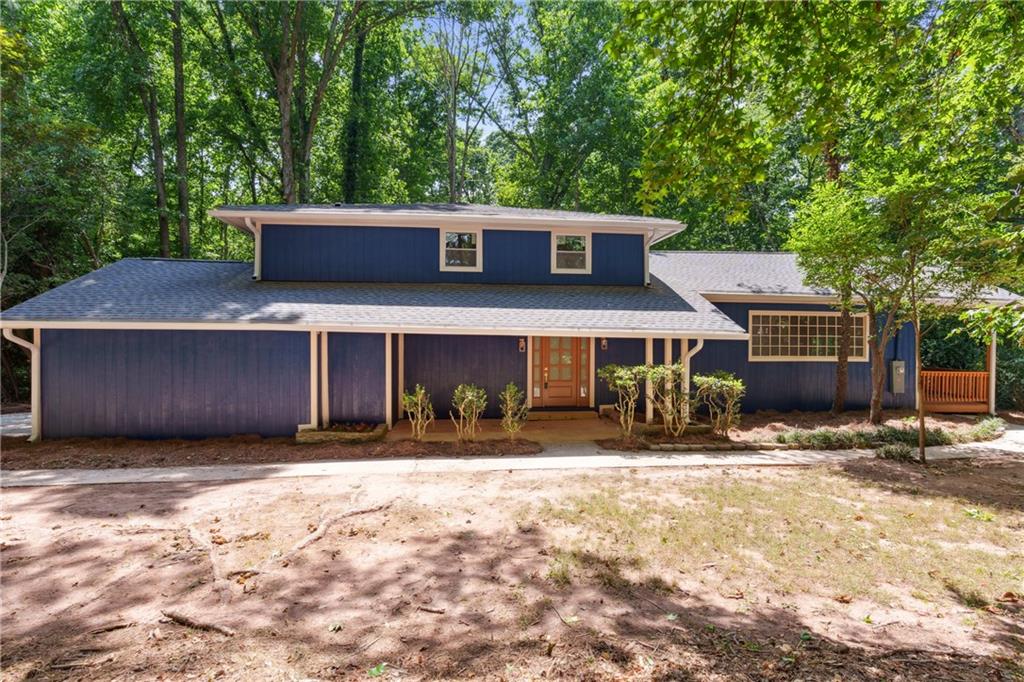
[{"xmin": 1, "ymin": 0, "xmax": 1020, "ymax": 406}]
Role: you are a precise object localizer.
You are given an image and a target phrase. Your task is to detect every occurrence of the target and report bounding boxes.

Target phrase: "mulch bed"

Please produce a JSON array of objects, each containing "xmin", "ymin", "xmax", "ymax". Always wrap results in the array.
[{"xmin": 0, "ymin": 435, "xmax": 543, "ymax": 470}]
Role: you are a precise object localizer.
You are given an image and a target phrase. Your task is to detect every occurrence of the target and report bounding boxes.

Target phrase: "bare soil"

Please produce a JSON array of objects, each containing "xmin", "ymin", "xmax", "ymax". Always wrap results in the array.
[
  {"xmin": 2, "ymin": 457, "xmax": 1022, "ymax": 681},
  {"xmin": 0, "ymin": 436, "xmax": 542, "ymax": 471}
]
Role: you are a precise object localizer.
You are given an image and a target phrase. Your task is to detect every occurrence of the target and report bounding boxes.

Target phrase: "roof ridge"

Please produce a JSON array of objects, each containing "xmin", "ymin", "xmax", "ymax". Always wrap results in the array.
[{"xmin": 126, "ymin": 257, "xmax": 250, "ymax": 264}]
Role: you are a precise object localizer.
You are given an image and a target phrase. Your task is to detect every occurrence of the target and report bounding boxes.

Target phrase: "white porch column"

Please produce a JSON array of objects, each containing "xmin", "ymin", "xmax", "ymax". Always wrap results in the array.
[
  {"xmin": 397, "ymin": 333, "xmax": 405, "ymax": 419},
  {"xmin": 3, "ymin": 329, "xmax": 42, "ymax": 441},
  {"xmin": 320, "ymin": 331, "xmax": 330, "ymax": 428},
  {"xmin": 645, "ymin": 337, "xmax": 654, "ymax": 423},
  {"xmin": 988, "ymin": 330, "xmax": 997, "ymax": 415},
  {"xmin": 385, "ymin": 333, "xmax": 393, "ymax": 428},
  {"xmin": 526, "ymin": 336, "xmax": 534, "ymax": 408}
]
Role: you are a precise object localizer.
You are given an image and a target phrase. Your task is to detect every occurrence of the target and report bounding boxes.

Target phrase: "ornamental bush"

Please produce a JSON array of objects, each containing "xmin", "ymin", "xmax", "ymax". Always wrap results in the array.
[
  {"xmin": 692, "ymin": 371, "xmax": 745, "ymax": 436},
  {"xmin": 450, "ymin": 383, "xmax": 487, "ymax": 442},
  {"xmin": 499, "ymin": 382, "xmax": 529, "ymax": 441},
  {"xmin": 597, "ymin": 364, "xmax": 647, "ymax": 438},
  {"xmin": 646, "ymin": 363, "xmax": 689, "ymax": 437},
  {"xmin": 401, "ymin": 384, "xmax": 434, "ymax": 441}
]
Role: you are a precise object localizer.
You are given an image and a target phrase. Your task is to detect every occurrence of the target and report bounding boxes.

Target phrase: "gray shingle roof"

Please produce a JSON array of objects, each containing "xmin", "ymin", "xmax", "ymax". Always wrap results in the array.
[
  {"xmin": 0, "ymin": 258, "xmax": 747, "ymax": 337},
  {"xmin": 651, "ymin": 251, "xmax": 1020, "ymax": 302},
  {"xmin": 214, "ymin": 203, "xmax": 682, "ymax": 227}
]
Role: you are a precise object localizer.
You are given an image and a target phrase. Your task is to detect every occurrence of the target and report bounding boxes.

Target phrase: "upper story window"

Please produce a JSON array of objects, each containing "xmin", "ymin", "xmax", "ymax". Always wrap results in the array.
[
  {"xmin": 551, "ymin": 233, "xmax": 591, "ymax": 274},
  {"xmin": 749, "ymin": 311, "xmax": 869, "ymax": 362},
  {"xmin": 440, "ymin": 228, "xmax": 482, "ymax": 272}
]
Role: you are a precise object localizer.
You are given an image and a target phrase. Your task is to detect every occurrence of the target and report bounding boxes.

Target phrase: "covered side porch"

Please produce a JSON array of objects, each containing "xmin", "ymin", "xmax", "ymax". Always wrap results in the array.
[{"xmin": 920, "ymin": 331, "xmax": 998, "ymax": 414}]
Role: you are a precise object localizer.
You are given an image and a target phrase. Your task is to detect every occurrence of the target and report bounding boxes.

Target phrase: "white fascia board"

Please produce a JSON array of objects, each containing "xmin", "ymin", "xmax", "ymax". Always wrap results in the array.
[
  {"xmin": 0, "ymin": 318, "xmax": 749, "ymax": 340},
  {"xmin": 701, "ymin": 291, "xmax": 1020, "ymax": 306},
  {"xmin": 208, "ymin": 208, "xmax": 682, "ymax": 235}
]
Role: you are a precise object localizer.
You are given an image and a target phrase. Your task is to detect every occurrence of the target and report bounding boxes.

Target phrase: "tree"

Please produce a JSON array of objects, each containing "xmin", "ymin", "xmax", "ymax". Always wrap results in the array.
[
  {"xmin": 420, "ymin": 1, "xmax": 495, "ymax": 203},
  {"xmin": 111, "ymin": 0, "xmax": 171, "ymax": 257},
  {"xmin": 171, "ymin": 0, "xmax": 190, "ymax": 258}
]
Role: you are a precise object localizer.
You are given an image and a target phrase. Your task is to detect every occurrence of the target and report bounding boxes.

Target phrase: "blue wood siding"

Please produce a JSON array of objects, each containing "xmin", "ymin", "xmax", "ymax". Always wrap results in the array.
[
  {"xmin": 594, "ymin": 337, "xmax": 648, "ymax": 415},
  {"xmin": 327, "ymin": 332, "xmax": 386, "ymax": 424},
  {"xmin": 40, "ymin": 329, "xmax": 310, "ymax": 439},
  {"xmin": 403, "ymin": 334, "xmax": 526, "ymax": 419},
  {"xmin": 690, "ymin": 303, "xmax": 916, "ymax": 412},
  {"xmin": 260, "ymin": 225, "xmax": 644, "ymax": 285}
]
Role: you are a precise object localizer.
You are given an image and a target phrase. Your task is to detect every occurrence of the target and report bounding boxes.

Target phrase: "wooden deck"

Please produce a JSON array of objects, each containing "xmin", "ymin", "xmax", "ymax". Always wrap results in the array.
[{"xmin": 921, "ymin": 370, "xmax": 990, "ymax": 413}]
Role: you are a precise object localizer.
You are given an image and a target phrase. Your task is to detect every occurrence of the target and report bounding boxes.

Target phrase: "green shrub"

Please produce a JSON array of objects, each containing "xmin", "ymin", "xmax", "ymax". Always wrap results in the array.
[
  {"xmin": 873, "ymin": 425, "xmax": 954, "ymax": 447},
  {"xmin": 692, "ymin": 371, "xmax": 745, "ymax": 436},
  {"xmin": 646, "ymin": 363, "xmax": 689, "ymax": 437},
  {"xmin": 597, "ymin": 364, "xmax": 647, "ymax": 438},
  {"xmin": 499, "ymin": 382, "xmax": 529, "ymax": 441},
  {"xmin": 401, "ymin": 384, "xmax": 434, "ymax": 441},
  {"xmin": 875, "ymin": 443, "xmax": 914, "ymax": 461},
  {"xmin": 997, "ymin": 354, "xmax": 1024, "ymax": 410},
  {"xmin": 774, "ymin": 428, "xmax": 869, "ymax": 449},
  {"xmin": 450, "ymin": 383, "xmax": 487, "ymax": 442},
  {"xmin": 963, "ymin": 417, "xmax": 1004, "ymax": 442}
]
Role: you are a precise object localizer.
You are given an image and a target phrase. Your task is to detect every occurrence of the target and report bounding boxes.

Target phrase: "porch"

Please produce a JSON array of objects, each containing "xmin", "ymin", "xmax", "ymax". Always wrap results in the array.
[{"xmin": 920, "ymin": 331, "xmax": 997, "ymax": 415}]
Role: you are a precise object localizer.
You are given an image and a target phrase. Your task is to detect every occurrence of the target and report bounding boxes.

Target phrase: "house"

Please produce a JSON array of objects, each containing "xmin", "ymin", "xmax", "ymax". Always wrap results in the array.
[{"xmin": 1, "ymin": 204, "xmax": 1012, "ymax": 441}]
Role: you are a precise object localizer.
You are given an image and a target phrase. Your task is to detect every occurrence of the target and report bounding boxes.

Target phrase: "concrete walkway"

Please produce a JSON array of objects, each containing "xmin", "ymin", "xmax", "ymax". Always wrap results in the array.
[
  {"xmin": 3, "ymin": 425, "xmax": 1022, "ymax": 488},
  {"xmin": 0, "ymin": 411, "xmax": 32, "ymax": 438}
]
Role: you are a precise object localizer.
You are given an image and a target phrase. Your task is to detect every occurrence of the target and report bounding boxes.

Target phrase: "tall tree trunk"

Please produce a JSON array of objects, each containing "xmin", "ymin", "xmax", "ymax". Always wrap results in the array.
[
  {"xmin": 914, "ymin": 312, "xmax": 925, "ymax": 462},
  {"xmin": 112, "ymin": 1, "xmax": 170, "ymax": 258},
  {"xmin": 342, "ymin": 27, "xmax": 367, "ymax": 204},
  {"xmin": 824, "ymin": 139, "xmax": 849, "ymax": 414},
  {"xmin": 446, "ymin": 73, "xmax": 457, "ymax": 203},
  {"xmin": 171, "ymin": 0, "xmax": 190, "ymax": 258}
]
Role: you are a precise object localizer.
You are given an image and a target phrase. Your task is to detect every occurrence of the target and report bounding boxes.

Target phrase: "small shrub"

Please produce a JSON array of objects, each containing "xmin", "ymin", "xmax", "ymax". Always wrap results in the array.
[
  {"xmin": 499, "ymin": 382, "xmax": 529, "ymax": 441},
  {"xmin": 873, "ymin": 425, "xmax": 953, "ymax": 447},
  {"xmin": 775, "ymin": 428, "xmax": 870, "ymax": 449},
  {"xmin": 450, "ymin": 383, "xmax": 487, "ymax": 442},
  {"xmin": 597, "ymin": 364, "xmax": 647, "ymax": 438},
  {"xmin": 875, "ymin": 443, "xmax": 914, "ymax": 461},
  {"xmin": 647, "ymin": 363, "xmax": 690, "ymax": 437},
  {"xmin": 963, "ymin": 417, "xmax": 1004, "ymax": 442},
  {"xmin": 692, "ymin": 371, "xmax": 745, "ymax": 436},
  {"xmin": 401, "ymin": 384, "xmax": 434, "ymax": 441}
]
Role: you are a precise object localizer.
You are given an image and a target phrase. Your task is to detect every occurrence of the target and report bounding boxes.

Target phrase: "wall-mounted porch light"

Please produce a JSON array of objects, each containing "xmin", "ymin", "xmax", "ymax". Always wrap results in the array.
[
  {"xmin": 518, "ymin": 337, "xmax": 526, "ymax": 353},
  {"xmin": 600, "ymin": 338, "xmax": 608, "ymax": 351}
]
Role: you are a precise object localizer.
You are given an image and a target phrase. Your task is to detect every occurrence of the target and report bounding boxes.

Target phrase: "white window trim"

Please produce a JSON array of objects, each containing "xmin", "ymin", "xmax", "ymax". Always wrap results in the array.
[
  {"xmin": 439, "ymin": 226, "xmax": 483, "ymax": 272},
  {"xmin": 550, "ymin": 231, "xmax": 592, "ymax": 275},
  {"xmin": 747, "ymin": 310, "xmax": 870, "ymax": 363}
]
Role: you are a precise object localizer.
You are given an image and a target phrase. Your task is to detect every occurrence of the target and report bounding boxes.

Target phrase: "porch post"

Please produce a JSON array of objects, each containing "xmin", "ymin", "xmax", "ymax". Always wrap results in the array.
[
  {"xmin": 645, "ymin": 337, "xmax": 654, "ymax": 423},
  {"xmin": 988, "ymin": 330, "xmax": 997, "ymax": 415},
  {"xmin": 397, "ymin": 333, "xmax": 405, "ymax": 419},
  {"xmin": 385, "ymin": 333, "xmax": 393, "ymax": 428},
  {"xmin": 589, "ymin": 336, "xmax": 596, "ymax": 408},
  {"xmin": 320, "ymin": 331, "xmax": 329, "ymax": 428},
  {"xmin": 6, "ymin": 328, "xmax": 45, "ymax": 441},
  {"xmin": 526, "ymin": 336, "xmax": 534, "ymax": 408}
]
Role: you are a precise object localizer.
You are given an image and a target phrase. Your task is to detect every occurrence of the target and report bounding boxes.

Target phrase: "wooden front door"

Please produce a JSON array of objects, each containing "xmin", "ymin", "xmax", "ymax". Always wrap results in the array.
[{"xmin": 533, "ymin": 337, "xmax": 590, "ymax": 407}]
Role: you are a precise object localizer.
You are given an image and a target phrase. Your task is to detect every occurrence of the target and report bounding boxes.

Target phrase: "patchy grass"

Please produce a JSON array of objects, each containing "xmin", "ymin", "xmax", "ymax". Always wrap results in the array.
[{"xmin": 538, "ymin": 466, "xmax": 1021, "ymax": 606}]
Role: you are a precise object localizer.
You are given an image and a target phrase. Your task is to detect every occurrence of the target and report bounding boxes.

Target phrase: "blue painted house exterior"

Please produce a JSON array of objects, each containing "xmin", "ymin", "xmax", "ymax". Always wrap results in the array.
[{"xmin": 2, "ymin": 203, "xmax": 1004, "ymax": 441}]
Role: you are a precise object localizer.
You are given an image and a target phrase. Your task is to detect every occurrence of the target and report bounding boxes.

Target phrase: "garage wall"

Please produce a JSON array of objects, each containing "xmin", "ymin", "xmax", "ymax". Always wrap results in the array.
[{"xmin": 40, "ymin": 329, "xmax": 311, "ymax": 439}]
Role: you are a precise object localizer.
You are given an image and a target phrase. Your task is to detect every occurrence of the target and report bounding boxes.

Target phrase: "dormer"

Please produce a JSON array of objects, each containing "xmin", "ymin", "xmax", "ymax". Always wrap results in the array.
[{"xmin": 209, "ymin": 204, "xmax": 683, "ymax": 286}]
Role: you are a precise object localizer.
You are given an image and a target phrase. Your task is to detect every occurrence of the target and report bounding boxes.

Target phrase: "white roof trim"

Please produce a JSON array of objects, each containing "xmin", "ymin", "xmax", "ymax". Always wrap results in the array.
[
  {"xmin": 0, "ymin": 318, "xmax": 749, "ymax": 340},
  {"xmin": 209, "ymin": 207, "xmax": 683, "ymax": 242}
]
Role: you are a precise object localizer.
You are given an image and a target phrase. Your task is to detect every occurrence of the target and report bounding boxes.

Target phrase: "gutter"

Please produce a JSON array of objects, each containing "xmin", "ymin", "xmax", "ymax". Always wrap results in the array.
[{"xmin": 3, "ymin": 328, "xmax": 40, "ymax": 441}]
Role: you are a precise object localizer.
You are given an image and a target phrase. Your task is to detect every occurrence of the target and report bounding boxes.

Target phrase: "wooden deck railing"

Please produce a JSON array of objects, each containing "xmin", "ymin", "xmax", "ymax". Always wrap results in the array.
[{"xmin": 920, "ymin": 370, "xmax": 989, "ymax": 413}]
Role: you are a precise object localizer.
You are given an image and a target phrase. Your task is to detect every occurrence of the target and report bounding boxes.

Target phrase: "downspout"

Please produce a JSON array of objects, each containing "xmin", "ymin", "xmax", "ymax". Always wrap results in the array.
[
  {"xmin": 683, "ymin": 338, "xmax": 705, "ymax": 396},
  {"xmin": 3, "ymin": 328, "xmax": 41, "ymax": 441},
  {"xmin": 245, "ymin": 217, "xmax": 261, "ymax": 280}
]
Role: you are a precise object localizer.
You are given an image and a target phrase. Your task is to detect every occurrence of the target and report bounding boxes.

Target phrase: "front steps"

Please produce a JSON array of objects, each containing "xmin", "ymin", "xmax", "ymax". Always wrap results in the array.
[{"xmin": 527, "ymin": 410, "xmax": 598, "ymax": 421}]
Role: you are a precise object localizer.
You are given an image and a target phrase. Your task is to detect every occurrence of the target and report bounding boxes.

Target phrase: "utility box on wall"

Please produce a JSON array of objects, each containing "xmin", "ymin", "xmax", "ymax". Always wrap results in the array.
[{"xmin": 891, "ymin": 360, "xmax": 906, "ymax": 394}]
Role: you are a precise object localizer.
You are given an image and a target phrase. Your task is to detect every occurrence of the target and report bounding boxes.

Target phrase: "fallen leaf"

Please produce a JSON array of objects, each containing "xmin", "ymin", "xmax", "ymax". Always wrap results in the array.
[{"xmin": 834, "ymin": 594, "xmax": 853, "ymax": 604}]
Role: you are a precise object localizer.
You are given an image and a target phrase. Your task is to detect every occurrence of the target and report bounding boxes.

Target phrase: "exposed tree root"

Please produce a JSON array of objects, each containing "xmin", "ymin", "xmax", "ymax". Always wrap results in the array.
[{"xmin": 161, "ymin": 609, "xmax": 236, "ymax": 637}]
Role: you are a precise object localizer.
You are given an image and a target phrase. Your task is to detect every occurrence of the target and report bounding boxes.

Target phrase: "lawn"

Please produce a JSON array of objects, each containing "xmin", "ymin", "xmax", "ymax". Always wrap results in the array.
[{"xmin": 1, "ymin": 456, "xmax": 1021, "ymax": 680}]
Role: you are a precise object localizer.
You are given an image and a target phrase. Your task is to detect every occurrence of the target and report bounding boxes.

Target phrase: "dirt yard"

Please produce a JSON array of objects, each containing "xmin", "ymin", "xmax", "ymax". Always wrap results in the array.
[
  {"xmin": 2, "ymin": 456, "xmax": 1022, "ymax": 680},
  {"xmin": 0, "ymin": 436, "xmax": 543, "ymax": 471}
]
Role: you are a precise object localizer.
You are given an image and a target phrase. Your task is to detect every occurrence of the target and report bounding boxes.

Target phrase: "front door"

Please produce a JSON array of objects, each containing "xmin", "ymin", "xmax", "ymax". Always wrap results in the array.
[{"xmin": 533, "ymin": 337, "xmax": 590, "ymax": 407}]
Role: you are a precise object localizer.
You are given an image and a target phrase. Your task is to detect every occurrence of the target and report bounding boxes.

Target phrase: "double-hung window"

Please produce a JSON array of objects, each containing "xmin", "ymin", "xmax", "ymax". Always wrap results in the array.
[
  {"xmin": 551, "ymin": 233, "xmax": 591, "ymax": 274},
  {"xmin": 748, "ymin": 311, "xmax": 869, "ymax": 361},
  {"xmin": 440, "ymin": 228, "xmax": 482, "ymax": 272}
]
